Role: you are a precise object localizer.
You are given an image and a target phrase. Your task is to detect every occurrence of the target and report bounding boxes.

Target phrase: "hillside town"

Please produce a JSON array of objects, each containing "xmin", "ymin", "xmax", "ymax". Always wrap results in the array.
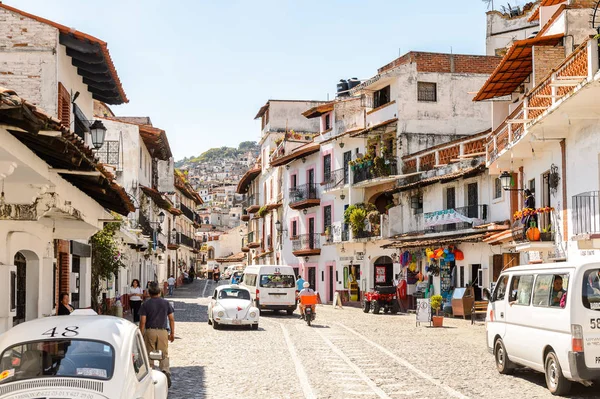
[{"xmin": 2, "ymin": 1, "xmax": 600, "ymax": 398}]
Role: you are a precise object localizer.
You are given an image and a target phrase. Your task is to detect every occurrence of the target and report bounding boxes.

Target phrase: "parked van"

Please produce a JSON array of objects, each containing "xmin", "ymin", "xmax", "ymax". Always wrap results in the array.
[
  {"xmin": 484, "ymin": 262, "xmax": 600, "ymax": 395},
  {"xmin": 240, "ymin": 265, "xmax": 297, "ymax": 314}
]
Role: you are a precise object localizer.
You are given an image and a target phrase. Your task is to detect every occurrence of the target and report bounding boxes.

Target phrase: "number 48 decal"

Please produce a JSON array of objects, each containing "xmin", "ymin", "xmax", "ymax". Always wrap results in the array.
[{"xmin": 42, "ymin": 326, "xmax": 79, "ymax": 338}]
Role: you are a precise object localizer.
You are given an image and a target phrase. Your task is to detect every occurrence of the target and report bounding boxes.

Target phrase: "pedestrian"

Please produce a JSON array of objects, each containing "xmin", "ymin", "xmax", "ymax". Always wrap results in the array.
[
  {"xmin": 139, "ymin": 282, "xmax": 174, "ymax": 388},
  {"xmin": 189, "ymin": 266, "xmax": 195, "ymax": 281},
  {"xmin": 167, "ymin": 275, "xmax": 176, "ymax": 296},
  {"xmin": 129, "ymin": 279, "xmax": 143, "ymax": 323},
  {"xmin": 296, "ymin": 275, "xmax": 305, "ymax": 291},
  {"xmin": 56, "ymin": 293, "xmax": 74, "ymax": 315}
]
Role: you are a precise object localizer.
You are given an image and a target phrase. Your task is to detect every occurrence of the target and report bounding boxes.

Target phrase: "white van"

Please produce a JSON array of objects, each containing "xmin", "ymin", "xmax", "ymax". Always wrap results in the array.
[
  {"xmin": 240, "ymin": 265, "xmax": 297, "ymax": 314},
  {"xmin": 484, "ymin": 262, "xmax": 600, "ymax": 395}
]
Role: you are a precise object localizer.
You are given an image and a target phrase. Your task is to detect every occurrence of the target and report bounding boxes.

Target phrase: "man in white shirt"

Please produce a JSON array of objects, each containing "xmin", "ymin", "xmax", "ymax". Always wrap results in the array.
[
  {"xmin": 298, "ymin": 282, "xmax": 316, "ymax": 320},
  {"xmin": 167, "ymin": 275, "xmax": 176, "ymax": 296}
]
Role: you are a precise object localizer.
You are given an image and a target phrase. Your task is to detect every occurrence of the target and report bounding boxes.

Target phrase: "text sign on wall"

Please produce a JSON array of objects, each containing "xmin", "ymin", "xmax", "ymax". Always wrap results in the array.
[{"xmin": 416, "ymin": 298, "xmax": 431, "ymax": 326}]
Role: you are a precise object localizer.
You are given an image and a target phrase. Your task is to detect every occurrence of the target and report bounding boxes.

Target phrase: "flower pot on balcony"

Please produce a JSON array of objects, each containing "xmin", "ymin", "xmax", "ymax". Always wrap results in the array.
[
  {"xmin": 432, "ymin": 315, "xmax": 444, "ymax": 327},
  {"xmin": 540, "ymin": 232, "xmax": 553, "ymax": 242}
]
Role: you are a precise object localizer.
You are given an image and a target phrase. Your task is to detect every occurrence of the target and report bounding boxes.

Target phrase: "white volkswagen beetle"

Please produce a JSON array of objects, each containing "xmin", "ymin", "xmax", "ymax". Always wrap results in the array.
[
  {"xmin": 0, "ymin": 315, "xmax": 168, "ymax": 399},
  {"xmin": 208, "ymin": 284, "xmax": 259, "ymax": 330}
]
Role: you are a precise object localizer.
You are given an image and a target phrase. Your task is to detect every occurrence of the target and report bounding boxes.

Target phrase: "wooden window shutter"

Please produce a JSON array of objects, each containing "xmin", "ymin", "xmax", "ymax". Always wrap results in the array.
[{"xmin": 57, "ymin": 82, "xmax": 71, "ymax": 128}]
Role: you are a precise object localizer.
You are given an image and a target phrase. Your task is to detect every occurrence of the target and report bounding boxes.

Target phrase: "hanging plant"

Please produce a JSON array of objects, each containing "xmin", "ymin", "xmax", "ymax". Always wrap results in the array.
[
  {"xmin": 256, "ymin": 206, "xmax": 268, "ymax": 218},
  {"xmin": 549, "ymin": 164, "xmax": 560, "ymax": 196}
]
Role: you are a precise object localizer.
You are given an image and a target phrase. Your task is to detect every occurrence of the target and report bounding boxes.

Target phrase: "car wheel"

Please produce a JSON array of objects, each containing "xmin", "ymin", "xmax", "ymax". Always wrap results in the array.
[
  {"xmin": 207, "ymin": 317, "xmax": 212, "ymax": 325},
  {"xmin": 545, "ymin": 351, "xmax": 572, "ymax": 395},
  {"xmin": 251, "ymin": 324, "xmax": 259, "ymax": 330},
  {"xmin": 362, "ymin": 300, "xmax": 371, "ymax": 313},
  {"xmin": 212, "ymin": 319, "xmax": 219, "ymax": 330},
  {"xmin": 286, "ymin": 309, "xmax": 294, "ymax": 316},
  {"xmin": 372, "ymin": 301, "xmax": 381, "ymax": 314},
  {"xmin": 494, "ymin": 339, "xmax": 514, "ymax": 375}
]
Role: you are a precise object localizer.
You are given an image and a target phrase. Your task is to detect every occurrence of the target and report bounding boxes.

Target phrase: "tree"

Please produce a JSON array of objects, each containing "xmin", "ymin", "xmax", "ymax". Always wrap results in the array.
[
  {"xmin": 239, "ymin": 141, "xmax": 257, "ymax": 151},
  {"xmin": 90, "ymin": 222, "xmax": 125, "ymax": 312}
]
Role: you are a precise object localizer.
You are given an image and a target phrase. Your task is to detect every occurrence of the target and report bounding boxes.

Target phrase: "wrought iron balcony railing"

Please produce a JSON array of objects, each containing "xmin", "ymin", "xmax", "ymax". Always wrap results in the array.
[
  {"xmin": 291, "ymin": 233, "xmax": 321, "ymax": 252},
  {"xmin": 180, "ymin": 233, "xmax": 195, "ymax": 248},
  {"xmin": 323, "ymin": 167, "xmax": 348, "ymax": 191},
  {"xmin": 181, "ymin": 203, "xmax": 195, "ymax": 222},
  {"xmin": 573, "ymin": 191, "xmax": 600, "ymax": 236},
  {"xmin": 289, "ymin": 183, "xmax": 319, "ymax": 204},
  {"xmin": 353, "ymin": 157, "xmax": 398, "ymax": 185}
]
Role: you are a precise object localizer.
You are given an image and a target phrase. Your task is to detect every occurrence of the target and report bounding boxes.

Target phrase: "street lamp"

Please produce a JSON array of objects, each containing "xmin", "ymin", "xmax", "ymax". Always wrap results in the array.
[
  {"xmin": 89, "ymin": 120, "xmax": 107, "ymax": 150},
  {"xmin": 239, "ymin": 228, "xmax": 245, "ymax": 237},
  {"xmin": 499, "ymin": 171, "xmax": 523, "ymax": 191}
]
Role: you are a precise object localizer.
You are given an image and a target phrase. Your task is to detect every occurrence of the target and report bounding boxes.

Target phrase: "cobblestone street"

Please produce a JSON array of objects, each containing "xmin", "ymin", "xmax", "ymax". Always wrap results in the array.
[{"xmin": 167, "ymin": 280, "xmax": 599, "ymax": 399}]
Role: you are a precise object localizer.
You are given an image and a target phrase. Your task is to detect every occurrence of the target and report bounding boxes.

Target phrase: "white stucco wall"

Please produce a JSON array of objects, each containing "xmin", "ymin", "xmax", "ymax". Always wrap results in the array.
[{"xmin": 57, "ymin": 45, "xmax": 94, "ymax": 122}]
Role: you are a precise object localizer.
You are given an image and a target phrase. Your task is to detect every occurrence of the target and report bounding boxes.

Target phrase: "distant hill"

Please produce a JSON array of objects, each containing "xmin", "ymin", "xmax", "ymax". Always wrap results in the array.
[{"xmin": 175, "ymin": 141, "xmax": 259, "ymax": 168}]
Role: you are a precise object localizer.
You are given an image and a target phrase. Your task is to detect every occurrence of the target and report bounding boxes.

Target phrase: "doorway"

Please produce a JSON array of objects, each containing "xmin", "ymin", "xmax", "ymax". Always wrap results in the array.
[
  {"xmin": 466, "ymin": 183, "xmax": 478, "ymax": 218},
  {"xmin": 328, "ymin": 265, "xmax": 334, "ymax": 302},
  {"xmin": 308, "ymin": 218, "xmax": 315, "ymax": 249},
  {"xmin": 71, "ymin": 256, "xmax": 80, "ymax": 308},
  {"xmin": 343, "ymin": 151, "xmax": 351, "ymax": 184},
  {"xmin": 307, "ymin": 267, "xmax": 316, "ymax": 291},
  {"xmin": 374, "ymin": 256, "xmax": 393, "ymax": 287},
  {"xmin": 446, "ymin": 187, "xmax": 456, "ymax": 231},
  {"xmin": 541, "ymin": 171, "xmax": 552, "ymax": 232},
  {"xmin": 13, "ymin": 252, "xmax": 26, "ymax": 326},
  {"xmin": 471, "ymin": 264, "xmax": 482, "ymax": 300}
]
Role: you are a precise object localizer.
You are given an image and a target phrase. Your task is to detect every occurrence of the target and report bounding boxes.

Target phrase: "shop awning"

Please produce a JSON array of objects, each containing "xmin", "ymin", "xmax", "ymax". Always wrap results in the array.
[
  {"xmin": 381, "ymin": 232, "xmax": 489, "ymax": 250},
  {"xmin": 270, "ymin": 142, "xmax": 320, "ymax": 167},
  {"xmin": 424, "ymin": 209, "xmax": 484, "ymax": 228},
  {"xmin": 350, "ymin": 118, "xmax": 397, "ymax": 138},
  {"xmin": 473, "ymin": 33, "xmax": 564, "ymax": 101},
  {"xmin": 236, "ymin": 166, "xmax": 261, "ymax": 194}
]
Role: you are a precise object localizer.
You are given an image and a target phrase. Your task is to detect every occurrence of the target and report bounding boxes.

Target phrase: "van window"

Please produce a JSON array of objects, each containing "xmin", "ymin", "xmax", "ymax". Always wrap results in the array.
[
  {"xmin": 533, "ymin": 274, "xmax": 568, "ymax": 308},
  {"xmin": 260, "ymin": 274, "xmax": 295, "ymax": 288},
  {"xmin": 493, "ymin": 275, "xmax": 509, "ymax": 301},
  {"xmin": 582, "ymin": 269, "xmax": 600, "ymax": 310},
  {"xmin": 509, "ymin": 275, "xmax": 533, "ymax": 305},
  {"xmin": 244, "ymin": 274, "xmax": 257, "ymax": 287}
]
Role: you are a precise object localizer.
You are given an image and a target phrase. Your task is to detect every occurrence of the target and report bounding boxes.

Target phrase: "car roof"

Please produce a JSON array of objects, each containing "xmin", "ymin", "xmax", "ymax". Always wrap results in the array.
[
  {"xmin": 216, "ymin": 284, "xmax": 249, "ymax": 291},
  {"xmin": 501, "ymin": 261, "xmax": 600, "ymax": 274},
  {"xmin": 0, "ymin": 316, "xmax": 137, "ymax": 350}
]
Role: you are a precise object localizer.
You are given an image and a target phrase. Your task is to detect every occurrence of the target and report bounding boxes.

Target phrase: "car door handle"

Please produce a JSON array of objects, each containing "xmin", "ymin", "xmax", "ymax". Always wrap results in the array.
[{"xmin": 500, "ymin": 312, "xmax": 504, "ymax": 318}]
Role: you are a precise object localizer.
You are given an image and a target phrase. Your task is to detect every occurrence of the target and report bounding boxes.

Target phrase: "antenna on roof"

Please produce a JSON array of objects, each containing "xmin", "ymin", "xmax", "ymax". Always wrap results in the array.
[{"xmin": 482, "ymin": 0, "xmax": 493, "ymax": 10}]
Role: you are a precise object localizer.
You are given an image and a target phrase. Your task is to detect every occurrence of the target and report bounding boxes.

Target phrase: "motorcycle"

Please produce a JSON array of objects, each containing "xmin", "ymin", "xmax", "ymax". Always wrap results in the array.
[
  {"xmin": 304, "ymin": 305, "xmax": 315, "ymax": 326},
  {"xmin": 300, "ymin": 294, "xmax": 318, "ymax": 326}
]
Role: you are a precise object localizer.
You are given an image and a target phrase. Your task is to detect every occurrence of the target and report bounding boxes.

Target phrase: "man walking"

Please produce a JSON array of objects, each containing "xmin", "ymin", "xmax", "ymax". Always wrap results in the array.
[
  {"xmin": 139, "ymin": 282, "xmax": 175, "ymax": 388},
  {"xmin": 167, "ymin": 275, "xmax": 176, "ymax": 296}
]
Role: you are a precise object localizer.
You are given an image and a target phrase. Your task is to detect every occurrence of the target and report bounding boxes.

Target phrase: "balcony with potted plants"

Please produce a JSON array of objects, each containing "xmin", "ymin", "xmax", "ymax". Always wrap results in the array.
[
  {"xmin": 291, "ymin": 233, "xmax": 321, "ymax": 257},
  {"xmin": 511, "ymin": 207, "xmax": 555, "ymax": 252},
  {"xmin": 289, "ymin": 183, "xmax": 320, "ymax": 210},
  {"xmin": 572, "ymin": 191, "xmax": 600, "ymax": 249},
  {"xmin": 350, "ymin": 152, "xmax": 398, "ymax": 188}
]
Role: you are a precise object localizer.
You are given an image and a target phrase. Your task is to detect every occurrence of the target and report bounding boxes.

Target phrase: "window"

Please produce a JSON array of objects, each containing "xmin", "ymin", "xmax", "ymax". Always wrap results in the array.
[
  {"xmin": 411, "ymin": 194, "xmax": 423, "ymax": 215},
  {"xmin": 529, "ymin": 178, "xmax": 535, "ymax": 194},
  {"xmin": 493, "ymin": 275, "xmax": 509, "ymax": 301},
  {"xmin": 508, "ymin": 275, "xmax": 533, "ymax": 305},
  {"xmin": 325, "ymin": 113, "xmax": 331, "ymax": 130},
  {"xmin": 291, "ymin": 221, "xmax": 297, "ymax": 238},
  {"xmin": 493, "ymin": 178, "xmax": 502, "ymax": 200},
  {"xmin": 259, "ymin": 274, "xmax": 295, "ymax": 288},
  {"xmin": 323, "ymin": 205, "xmax": 332, "ymax": 232},
  {"xmin": 373, "ymin": 85, "xmax": 391, "ymax": 108},
  {"xmin": 532, "ymin": 274, "xmax": 567, "ymax": 307},
  {"xmin": 323, "ymin": 154, "xmax": 331, "ymax": 182},
  {"xmin": 57, "ymin": 82, "xmax": 71, "ymax": 128},
  {"xmin": 243, "ymin": 273, "xmax": 257, "ymax": 286},
  {"xmin": 418, "ymin": 82, "xmax": 437, "ymax": 102},
  {"xmin": 583, "ymin": 269, "xmax": 600, "ymax": 310},
  {"xmin": 132, "ymin": 334, "xmax": 149, "ymax": 381},
  {"xmin": 96, "ymin": 141, "xmax": 121, "ymax": 169}
]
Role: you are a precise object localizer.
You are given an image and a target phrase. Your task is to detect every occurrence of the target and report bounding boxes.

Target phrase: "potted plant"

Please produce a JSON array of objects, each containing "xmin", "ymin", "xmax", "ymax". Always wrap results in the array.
[{"xmin": 430, "ymin": 294, "xmax": 444, "ymax": 327}]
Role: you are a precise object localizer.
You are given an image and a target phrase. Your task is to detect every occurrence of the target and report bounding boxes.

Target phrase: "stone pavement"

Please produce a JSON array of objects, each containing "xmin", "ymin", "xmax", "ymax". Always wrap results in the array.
[{"xmin": 165, "ymin": 279, "xmax": 599, "ymax": 399}]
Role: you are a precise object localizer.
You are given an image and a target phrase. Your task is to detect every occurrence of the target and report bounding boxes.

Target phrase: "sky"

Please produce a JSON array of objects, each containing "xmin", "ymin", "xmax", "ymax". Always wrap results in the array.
[{"xmin": 5, "ymin": 0, "xmax": 526, "ymax": 160}]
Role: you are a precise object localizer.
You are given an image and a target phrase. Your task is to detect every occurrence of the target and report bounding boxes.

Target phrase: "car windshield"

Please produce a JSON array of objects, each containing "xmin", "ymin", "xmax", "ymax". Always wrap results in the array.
[
  {"xmin": 583, "ymin": 269, "xmax": 600, "ymax": 311},
  {"xmin": 219, "ymin": 288, "xmax": 251, "ymax": 300},
  {"xmin": 259, "ymin": 274, "xmax": 295, "ymax": 288},
  {"xmin": 0, "ymin": 339, "xmax": 114, "ymax": 384}
]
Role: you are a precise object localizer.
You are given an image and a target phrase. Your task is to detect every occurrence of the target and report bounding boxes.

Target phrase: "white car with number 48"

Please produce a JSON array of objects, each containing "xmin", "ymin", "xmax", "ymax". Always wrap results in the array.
[
  {"xmin": 208, "ymin": 285, "xmax": 259, "ymax": 330},
  {"xmin": 0, "ymin": 314, "xmax": 168, "ymax": 399}
]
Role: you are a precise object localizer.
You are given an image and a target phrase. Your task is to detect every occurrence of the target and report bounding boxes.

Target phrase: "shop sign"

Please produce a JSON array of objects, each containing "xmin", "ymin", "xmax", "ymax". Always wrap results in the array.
[
  {"xmin": 340, "ymin": 256, "xmax": 354, "ymax": 262},
  {"xmin": 375, "ymin": 266, "xmax": 386, "ymax": 283},
  {"xmin": 332, "ymin": 222, "xmax": 343, "ymax": 243},
  {"xmin": 355, "ymin": 251, "xmax": 365, "ymax": 260},
  {"xmin": 416, "ymin": 298, "xmax": 431, "ymax": 326}
]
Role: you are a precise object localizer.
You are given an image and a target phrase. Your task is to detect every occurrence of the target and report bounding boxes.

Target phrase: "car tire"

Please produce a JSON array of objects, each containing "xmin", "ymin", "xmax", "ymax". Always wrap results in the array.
[
  {"xmin": 362, "ymin": 300, "xmax": 371, "ymax": 313},
  {"xmin": 545, "ymin": 351, "xmax": 572, "ymax": 395},
  {"xmin": 286, "ymin": 309, "xmax": 294, "ymax": 316},
  {"xmin": 372, "ymin": 301, "xmax": 381, "ymax": 314},
  {"xmin": 494, "ymin": 339, "xmax": 514, "ymax": 375},
  {"xmin": 251, "ymin": 323, "xmax": 259, "ymax": 330},
  {"xmin": 212, "ymin": 319, "xmax": 219, "ymax": 330},
  {"xmin": 207, "ymin": 317, "xmax": 212, "ymax": 325}
]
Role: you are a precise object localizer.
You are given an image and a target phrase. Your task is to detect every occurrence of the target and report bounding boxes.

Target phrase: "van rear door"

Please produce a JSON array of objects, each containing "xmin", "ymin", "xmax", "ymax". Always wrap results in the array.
[
  {"xmin": 580, "ymin": 268, "xmax": 600, "ymax": 369},
  {"xmin": 258, "ymin": 272, "xmax": 296, "ymax": 306}
]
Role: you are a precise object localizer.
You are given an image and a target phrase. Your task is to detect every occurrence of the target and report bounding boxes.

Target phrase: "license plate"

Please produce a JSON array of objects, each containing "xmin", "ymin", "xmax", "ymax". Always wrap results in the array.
[{"xmin": 232, "ymin": 319, "xmax": 241, "ymax": 325}]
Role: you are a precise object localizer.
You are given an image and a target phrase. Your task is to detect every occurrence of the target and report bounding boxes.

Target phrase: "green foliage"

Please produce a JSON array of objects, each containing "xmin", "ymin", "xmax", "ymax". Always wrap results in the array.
[
  {"xmin": 174, "ymin": 141, "xmax": 259, "ymax": 167},
  {"xmin": 239, "ymin": 141, "xmax": 258, "ymax": 151},
  {"xmin": 349, "ymin": 208, "xmax": 367, "ymax": 235},
  {"xmin": 343, "ymin": 203, "xmax": 376, "ymax": 226},
  {"xmin": 430, "ymin": 294, "xmax": 443, "ymax": 312},
  {"xmin": 256, "ymin": 206, "xmax": 268, "ymax": 218},
  {"xmin": 90, "ymin": 222, "xmax": 125, "ymax": 312}
]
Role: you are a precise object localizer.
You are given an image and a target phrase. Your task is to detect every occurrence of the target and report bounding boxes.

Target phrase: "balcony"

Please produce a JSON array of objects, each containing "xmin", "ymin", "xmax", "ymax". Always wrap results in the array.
[
  {"xmin": 424, "ymin": 205, "xmax": 488, "ymax": 234},
  {"xmin": 291, "ymin": 233, "xmax": 321, "ymax": 257},
  {"xmin": 511, "ymin": 209, "xmax": 555, "ymax": 252},
  {"xmin": 180, "ymin": 233, "xmax": 195, "ymax": 249},
  {"xmin": 246, "ymin": 194, "xmax": 260, "ymax": 213},
  {"xmin": 322, "ymin": 167, "xmax": 348, "ymax": 192},
  {"xmin": 246, "ymin": 231, "xmax": 260, "ymax": 249},
  {"xmin": 168, "ymin": 231, "xmax": 180, "ymax": 250},
  {"xmin": 352, "ymin": 156, "xmax": 398, "ymax": 187},
  {"xmin": 573, "ymin": 191, "xmax": 600, "ymax": 249},
  {"xmin": 241, "ymin": 236, "xmax": 250, "ymax": 252},
  {"xmin": 289, "ymin": 183, "xmax": 320, "ymax": 210},
  {"xmin": 486, "ymin": 40, "xmax": 598, "ymax": 167},
  {"xmin": 366, "ymin": 100, "xmax": 396, "ymax": 127},
  {"xmin": 241, "ymin": 209, "xmax": 250, "ymax": 222}
]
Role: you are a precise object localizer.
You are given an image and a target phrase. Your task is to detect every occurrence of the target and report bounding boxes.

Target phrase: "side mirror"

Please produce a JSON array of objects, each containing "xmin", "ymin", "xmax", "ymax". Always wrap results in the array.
[
  {"xmin": 148, "ymin": 350, "xmax": 163, "ymax": 361},
  {"xmin": 482, "ymin": 288, "xmax": 492, "ymax": 302}
]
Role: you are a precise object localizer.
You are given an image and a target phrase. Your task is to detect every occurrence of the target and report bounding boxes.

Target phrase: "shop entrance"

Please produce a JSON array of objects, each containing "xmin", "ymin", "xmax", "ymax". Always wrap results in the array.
[
  {"xmin": 471, "ymin": 264, "xmax": 482, "ymax": 300},
  {"xmin": 373, "ymin": 256, "xmax": 393, "ymax": 287}
]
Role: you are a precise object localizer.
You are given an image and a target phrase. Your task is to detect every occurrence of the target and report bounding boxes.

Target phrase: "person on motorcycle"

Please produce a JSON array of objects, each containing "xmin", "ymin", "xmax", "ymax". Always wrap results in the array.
[{"xmin": 298, "ymin": 281, "xmax": 316, "ymax": 320}]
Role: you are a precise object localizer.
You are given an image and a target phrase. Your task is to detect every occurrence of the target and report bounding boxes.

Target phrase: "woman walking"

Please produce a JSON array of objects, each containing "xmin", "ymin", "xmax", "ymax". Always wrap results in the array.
[{"xmin": 129, "ymin": 279, "xmax": 143, "ymax": 323}]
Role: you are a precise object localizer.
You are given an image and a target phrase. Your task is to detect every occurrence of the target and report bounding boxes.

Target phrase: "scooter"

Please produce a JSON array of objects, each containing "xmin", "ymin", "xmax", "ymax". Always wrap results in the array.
[{"xmin": 304, "ymin": 306, "xmax": 315, "ymax": 326}]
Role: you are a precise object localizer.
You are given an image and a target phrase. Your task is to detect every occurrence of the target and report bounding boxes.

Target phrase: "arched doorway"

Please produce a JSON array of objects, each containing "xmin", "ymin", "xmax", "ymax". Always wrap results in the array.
[
  {"xmin": 373, "ymin": 256, "xmax": 393, "ymax": 287},
  {"xmin": 370, "ymin": 193, "xmax": 394, "ymax": 215},
  {"xmin": 13, "ymin": 252, "xmax": 26, "ymax": 325},
  {"xmin": 207, "ymin": 247, "xmax": 214, "ymax": 260}
]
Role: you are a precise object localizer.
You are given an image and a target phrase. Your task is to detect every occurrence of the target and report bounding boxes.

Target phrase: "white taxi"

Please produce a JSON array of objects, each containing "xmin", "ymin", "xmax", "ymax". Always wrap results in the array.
[
  {"xmin": 208, "ymin": 285, "xmax": 259, "ymax": 330},
  {"xmin": 0, "ymin": 314, "xmax": 168, "ymax": 399}
]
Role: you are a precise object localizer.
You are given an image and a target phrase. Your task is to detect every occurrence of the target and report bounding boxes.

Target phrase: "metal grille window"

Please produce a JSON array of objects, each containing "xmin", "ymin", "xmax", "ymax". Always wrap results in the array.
[
  {"xmin": 494, "ymin": 178, "xmax": 502, "ymax": 200},
  {"xmin": 96, "ymin": 140, "xmax": 121, "ymax": 169},
  {"xmin": 417, "ymin": 82, "xmax": 437, "ymax": 102}
]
